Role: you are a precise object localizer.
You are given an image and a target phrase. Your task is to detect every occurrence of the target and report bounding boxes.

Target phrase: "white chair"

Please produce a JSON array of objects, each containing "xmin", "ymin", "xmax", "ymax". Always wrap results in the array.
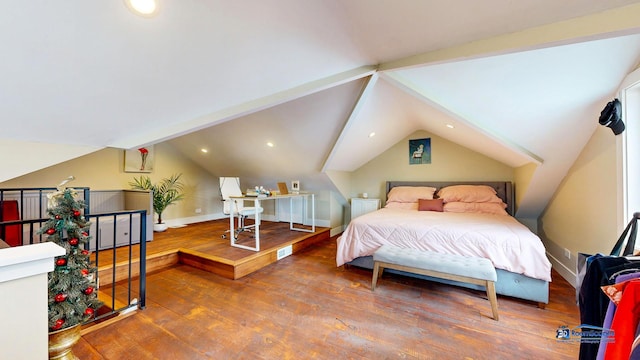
[{"xmin": 219, "ymin": 177, "xmax": 263, "ymax": 239}]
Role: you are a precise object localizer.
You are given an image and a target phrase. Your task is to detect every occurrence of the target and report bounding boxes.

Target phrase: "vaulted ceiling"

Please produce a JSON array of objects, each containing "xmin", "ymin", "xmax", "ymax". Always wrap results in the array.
[{"xmin": 2, "ymin": 1, "xmax": 640, "ymax": 219}]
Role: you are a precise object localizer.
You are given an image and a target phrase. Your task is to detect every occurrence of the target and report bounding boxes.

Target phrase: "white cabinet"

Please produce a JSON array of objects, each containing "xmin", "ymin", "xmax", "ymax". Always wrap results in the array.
[{"xmin": 351, "ymin": 198, "xmax": 380, "ymax": 220}]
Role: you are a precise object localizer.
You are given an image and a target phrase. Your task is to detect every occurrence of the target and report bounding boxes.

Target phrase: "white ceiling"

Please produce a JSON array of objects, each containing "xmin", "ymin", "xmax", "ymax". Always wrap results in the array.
[{"xmin": 2, "ymin": 1, "xmax": 640, "ymax": 218}]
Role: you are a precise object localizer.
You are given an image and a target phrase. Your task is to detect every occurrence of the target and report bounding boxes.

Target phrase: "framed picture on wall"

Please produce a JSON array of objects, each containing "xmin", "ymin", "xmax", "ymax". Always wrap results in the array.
[
  {"xmin": 291, "ymin": 180, "xmax": 300, "ymax": 193},
  {"xmin": 409, "ymin": 138, "xmax": 431, "ymax": 165},
  {"xmin": 124, "ymin": 146, "xmax": 154, "ymax": 173}
]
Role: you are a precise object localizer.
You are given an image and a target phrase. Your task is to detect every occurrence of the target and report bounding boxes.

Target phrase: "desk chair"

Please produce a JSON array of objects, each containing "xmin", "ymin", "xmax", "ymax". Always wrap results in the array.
[{"xmin": 219, "ymin": 177, "xmax": 263, "ymax": 239}]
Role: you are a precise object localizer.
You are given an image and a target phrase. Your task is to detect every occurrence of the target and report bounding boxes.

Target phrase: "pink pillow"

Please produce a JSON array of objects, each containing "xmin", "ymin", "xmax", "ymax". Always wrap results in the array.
[
  {"xmin": 443, "ymin": 202, "xmax": 508, "ymax": 216},
  {"xmin": 384, "ymin": 202, "xmax": 418, "ymax": 210},
  {"xmin": 437, "ymin": 185, "xmax": 503, "ymax": 203},
  {"xmin": 387, "ymin": 186, "xmax": 437, "ymax": 203},
  {"xmin": 418, "ymin": 198, "xmax": 443, "ymax": 212}
]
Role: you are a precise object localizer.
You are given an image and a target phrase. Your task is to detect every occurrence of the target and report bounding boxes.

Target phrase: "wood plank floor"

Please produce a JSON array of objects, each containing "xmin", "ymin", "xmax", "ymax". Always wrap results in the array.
[
  {"xmin": 93, "ymin": 219, "xmax": 330, "ymax": 283},
  {"xmin": 74, "ymin": 225, "xmax": 581, "ymax": 359}
]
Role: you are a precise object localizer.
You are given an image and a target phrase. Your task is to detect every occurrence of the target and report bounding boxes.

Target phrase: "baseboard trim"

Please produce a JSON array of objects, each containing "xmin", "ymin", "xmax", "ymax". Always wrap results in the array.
[
  {"xmin": 330, "ymin": 226, "xmax": 345, "ymax": 237},
  {"xmin": 548, "ymin": 251, "xmax": 576, "ymax": 288}
]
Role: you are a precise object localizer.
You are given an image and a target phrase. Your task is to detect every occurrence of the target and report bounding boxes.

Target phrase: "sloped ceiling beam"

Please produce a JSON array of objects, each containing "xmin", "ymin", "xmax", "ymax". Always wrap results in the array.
[
  {"xmin": 110, "ymin": 66, "xmax": 377, "ymax": 150},
  {"xmin": 379, "ymin": 2, "xmax": 640, "ymax": 71},
  {"xmin": 322, "ymin": 73, "xmax": 379, "ymax": 172}
]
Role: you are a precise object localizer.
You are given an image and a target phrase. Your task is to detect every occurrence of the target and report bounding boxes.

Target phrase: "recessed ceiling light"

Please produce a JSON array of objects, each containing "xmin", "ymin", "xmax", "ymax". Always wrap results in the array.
[
  {"xmin": 369, "ymin": 132, "xmax": 376, "ymax": 138},
  {"xmin": 201, "ymin": 148, "xmax": 208, "ymax": 153},
  {"xmin": 446, "ymin": 124, "xmax": 455, "ymax": 129},
  {"xmin": 266, "ymin": 142, "xmax": 274, "ymax": 147},
  {"xmin": 125, "ymin": 0, "xmax": 159, "ymax": 17}
]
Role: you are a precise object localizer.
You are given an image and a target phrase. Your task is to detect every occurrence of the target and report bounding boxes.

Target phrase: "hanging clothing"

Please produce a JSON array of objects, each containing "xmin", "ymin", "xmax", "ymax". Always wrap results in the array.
[
  {"xmin": 578, "ymin": 213, "xmax": 640, "ymax": 360},
  {"xmin": 604, "ymin": 280, "xmax": 640, "ymax": 359},
  {"xmin": 597, "ymin": 271, "xmax": 640, "ymax": 360},
  {"xmin": 579, "ymin": 256, "xmax": 638, "ymax": 360},
  {"xmin": 629, "ymin": 323, "xmax": 640, "ymax": 359}
]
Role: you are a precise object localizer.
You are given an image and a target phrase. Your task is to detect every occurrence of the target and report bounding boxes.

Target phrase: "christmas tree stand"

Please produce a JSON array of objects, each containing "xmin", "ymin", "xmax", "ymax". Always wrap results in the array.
[{"xmin": 48, "ymin": 324, "xmax": 81, "ymax": 360}]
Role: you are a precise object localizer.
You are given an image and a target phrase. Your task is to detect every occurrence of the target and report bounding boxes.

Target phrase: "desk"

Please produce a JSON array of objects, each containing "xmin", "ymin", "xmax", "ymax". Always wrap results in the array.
[{"xmin": 228, "ymin": 193, "xmax": 315, "ymax": 251}]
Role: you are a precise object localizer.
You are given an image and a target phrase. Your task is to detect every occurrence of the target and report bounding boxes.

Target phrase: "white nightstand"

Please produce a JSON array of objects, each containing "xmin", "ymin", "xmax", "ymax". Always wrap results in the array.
[{"xmin": 351, "ymin": 198, "xmax": 381, "ymax": 220}]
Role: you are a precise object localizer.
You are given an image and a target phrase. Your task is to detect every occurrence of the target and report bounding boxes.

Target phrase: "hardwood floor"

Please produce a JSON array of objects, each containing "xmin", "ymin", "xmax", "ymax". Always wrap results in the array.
[
  {"xmin": 74, "ymin": 223, "xmax": 580, "ymax": 359},
  {"xmin": 92, "ymin": 219, "xmax": 330, "ymax": 283}
]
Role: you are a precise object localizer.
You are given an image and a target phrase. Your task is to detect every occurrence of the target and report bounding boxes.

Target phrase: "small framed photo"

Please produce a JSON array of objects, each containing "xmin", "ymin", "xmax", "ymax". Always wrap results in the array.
[{"xmin": 291, "ymin": 180, "xmax": 300, "ymax": 192}]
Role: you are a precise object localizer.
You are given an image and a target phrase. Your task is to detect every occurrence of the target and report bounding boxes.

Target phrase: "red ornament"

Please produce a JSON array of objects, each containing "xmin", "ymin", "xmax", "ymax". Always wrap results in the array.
[
  {"xmin": 51, "ymin": 318, "xmax": 65, "ymax": 331},
  {"xmin": 84, "ymin": 307, "xmax": 95, "ymax": 317},
  {"xmin": 55, "ymin": 215, "xmax": 61, "ymax": 220},
  {"xmin": 84, "ymin": 286, "xmax": 94, "ymax": 295},
  {"xmin": 81, "ymin": 250, "xmax": 89, "ymax": 255},
  {"xmin": 68, "ymin": 237, "xmax": 79, "ymax": 246},
  {"xmin": 81, "ymin": 269, "xmax": 89, "ymax": 276},
  {"xmin": 82, "ymin": 231, "xmax": 88, "ymax": 237},
  {"xmin": 46, "ymin": 228, "xmax": 56, "ymax": 235},
  {"xmin": 73, "ymin": 210, "xmax": 81, "ymax": 217},
  {"xmin": 54, "ymin": 293, "xmax": 67, "ymax": 302},
  {"xmin": 55, "ymin": 258, "xmax": 67, "ymax": 266}
]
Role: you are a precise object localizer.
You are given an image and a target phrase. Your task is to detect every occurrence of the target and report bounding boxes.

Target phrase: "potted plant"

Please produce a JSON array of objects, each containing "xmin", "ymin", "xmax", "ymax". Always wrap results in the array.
[{"xmin": 129, "ymin": 173, "xmax": 185, "ymax": 232}]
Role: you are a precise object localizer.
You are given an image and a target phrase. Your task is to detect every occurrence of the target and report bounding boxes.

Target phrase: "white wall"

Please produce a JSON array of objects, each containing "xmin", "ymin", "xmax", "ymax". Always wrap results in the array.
[{"xmin": 0, "ymin": 242, "xmax": 65, "ymax": 359}]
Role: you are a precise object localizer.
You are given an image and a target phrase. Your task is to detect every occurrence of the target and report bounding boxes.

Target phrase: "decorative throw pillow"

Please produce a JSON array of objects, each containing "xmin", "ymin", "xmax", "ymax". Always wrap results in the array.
[
  {"xmin": 437, "ymin": 185, "xmax": 503, "ymax": 203},
  {"xmin": 418, "ymin": 198, "xmax": 443, "ymax": 212},
  {"xmin": 600, "ymin": 279, "xmax": 640, "ymax": 305}
]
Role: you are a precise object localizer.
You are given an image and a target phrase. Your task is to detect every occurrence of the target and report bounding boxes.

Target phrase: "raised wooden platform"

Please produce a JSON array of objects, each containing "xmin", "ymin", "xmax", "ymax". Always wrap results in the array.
[{"xmin": 92, "ymin": 219, "xmax": 330, "ymax": 285}]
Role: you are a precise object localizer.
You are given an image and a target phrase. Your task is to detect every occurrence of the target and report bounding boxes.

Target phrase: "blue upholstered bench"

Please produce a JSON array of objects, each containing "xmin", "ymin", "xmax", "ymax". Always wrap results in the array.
[{"xmin": 372, "ymin": 245, "xmax": 499, "ymax": 320}]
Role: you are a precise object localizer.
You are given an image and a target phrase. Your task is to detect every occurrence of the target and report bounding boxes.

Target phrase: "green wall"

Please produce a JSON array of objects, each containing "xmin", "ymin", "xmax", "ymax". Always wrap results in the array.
[
  {"xmin": 539, "ymin": 126, "xmax": 619, "ymax": 285},
  {"xmin": 0, "ymin": 143, "xmax": 220, "ymax": 224}
]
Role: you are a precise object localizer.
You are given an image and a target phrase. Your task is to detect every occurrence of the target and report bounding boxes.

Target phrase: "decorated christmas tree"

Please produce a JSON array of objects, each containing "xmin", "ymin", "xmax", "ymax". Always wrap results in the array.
[{"xmin": 39, "ymin": 179, "xmax": 102, "ymax": 332}]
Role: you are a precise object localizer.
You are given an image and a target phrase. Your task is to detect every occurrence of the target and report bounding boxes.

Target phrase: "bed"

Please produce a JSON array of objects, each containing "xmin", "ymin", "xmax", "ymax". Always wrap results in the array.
[{"xmin": 337, "ymin": 181, "xmax": 552, "ymax": 305}]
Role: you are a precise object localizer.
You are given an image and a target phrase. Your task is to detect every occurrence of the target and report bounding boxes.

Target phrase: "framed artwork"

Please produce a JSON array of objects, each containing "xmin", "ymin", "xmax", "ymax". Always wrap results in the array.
[
  {"xmin": 409, "ymin": 138, "xmax": 431, "ymax": 165},
  {"xmin": 291, "ymin": 180, "xmax": 300, "ymax": 192},
  {"xmin": 124, "ymin": 146, "xmax": 154, "ymax": 173}
]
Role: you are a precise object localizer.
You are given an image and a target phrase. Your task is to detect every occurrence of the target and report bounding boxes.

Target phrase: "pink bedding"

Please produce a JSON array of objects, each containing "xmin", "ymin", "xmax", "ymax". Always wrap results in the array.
[{"xmin": 336, "ymin": 208, "xmax": 552, "ymax": 282}]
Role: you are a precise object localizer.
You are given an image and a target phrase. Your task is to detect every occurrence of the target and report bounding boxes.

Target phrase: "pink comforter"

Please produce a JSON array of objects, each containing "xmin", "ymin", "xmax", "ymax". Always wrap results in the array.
[{"xmin": 336, "ymin": 208, "xmax": 552, "ymax": 282}]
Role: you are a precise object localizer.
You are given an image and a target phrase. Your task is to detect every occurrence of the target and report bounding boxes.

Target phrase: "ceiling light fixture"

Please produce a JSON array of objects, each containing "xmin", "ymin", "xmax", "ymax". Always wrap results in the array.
[
  {"xmin": 125, "ymin": 0, "xmax": 159, "ymax": 17},
  {"xmin": 266, "ymin": 142, "xmax": 274, "ymax": 148},
  {"xmin": 446, "ymin": 124, "xmax": 455, "ymax": 129},
  {"xmin": 201, "ymin": 148, "xmax": 208, "ymax": 153},
  {"xmin": 369, "ymin": 132, "xmax": 376, "ymax": 138}
]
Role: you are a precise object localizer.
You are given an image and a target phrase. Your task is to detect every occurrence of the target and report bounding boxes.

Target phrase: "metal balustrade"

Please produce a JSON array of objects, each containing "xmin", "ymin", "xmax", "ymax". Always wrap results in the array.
[{"xmin": 0, "ymin": 187, "xmax": 147, "ymax": 326}]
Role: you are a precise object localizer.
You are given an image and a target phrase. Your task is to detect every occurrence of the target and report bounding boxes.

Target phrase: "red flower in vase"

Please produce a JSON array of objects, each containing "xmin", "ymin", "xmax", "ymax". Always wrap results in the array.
[{"xmin": 138, "ymin": 147, "xmax": 149, "ymax": 171}]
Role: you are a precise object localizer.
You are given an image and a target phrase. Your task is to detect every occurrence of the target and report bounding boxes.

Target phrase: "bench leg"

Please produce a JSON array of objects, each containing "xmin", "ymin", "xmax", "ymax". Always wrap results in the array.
[
  {"xmin": 372, "ymin": 261, "xmax": 384, "ymax": 291},
  {"xmin": 486, "ymin": 280, "xmax": 499, "ymax": 321}
]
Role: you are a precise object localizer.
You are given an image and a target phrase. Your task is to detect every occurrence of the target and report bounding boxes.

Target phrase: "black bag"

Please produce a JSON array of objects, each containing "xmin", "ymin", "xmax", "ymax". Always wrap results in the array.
[
  {"xmin": 576, "ymin": 212, "xmax": 640, "ymax": 300},
  {"xmin": 609, "ymin": 212, "xmax": 640, "ymax": 257}
]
